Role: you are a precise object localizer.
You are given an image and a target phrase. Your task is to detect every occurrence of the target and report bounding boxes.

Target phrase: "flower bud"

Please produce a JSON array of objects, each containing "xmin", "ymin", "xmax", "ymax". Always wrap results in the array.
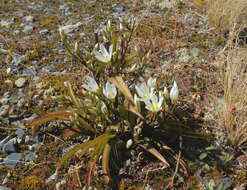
[
  {"xmin": 126, "ymin": 139, "xmax": 133, "ymax": 149},
  {"xmin": 170, "ymin": 81, "xmax": 179, "ymax": 104}
]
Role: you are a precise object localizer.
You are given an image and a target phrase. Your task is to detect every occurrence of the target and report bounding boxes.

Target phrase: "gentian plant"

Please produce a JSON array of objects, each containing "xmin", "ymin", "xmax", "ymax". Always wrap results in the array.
[{"xmin": 30, "ymin": 17, "xmax": 207, "ymax": 187}]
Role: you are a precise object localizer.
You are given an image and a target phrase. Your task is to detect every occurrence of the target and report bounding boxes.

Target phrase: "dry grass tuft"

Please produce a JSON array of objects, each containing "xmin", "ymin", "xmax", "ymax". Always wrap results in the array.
[
  {"xmin": 213, "ymin": 28, "xmax": 247, "ymax": 150},
  {"xmin": 206, "ymin": 0, "xmax": 247, "ymax": 32}
]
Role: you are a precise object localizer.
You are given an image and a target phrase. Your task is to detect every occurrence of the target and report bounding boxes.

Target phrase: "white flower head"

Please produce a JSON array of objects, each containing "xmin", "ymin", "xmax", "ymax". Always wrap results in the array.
[
  {"xmin": 93, "ymin": 44, "xmax": 113, "ymax": 63},
  {"xmin": 126, "ymin": 139, "xmax": 133, "ymax": 149},
  {"xmin": 135, "ymin": 81, "xmax": 154, "ymax": 101},
  {"xmin": 103, "ymin": 81, "xmax": 117, "ymax": 100},
  {"xmin": 147, "ymin": 77, "xmax": 156, "ymax": 88},
  {"xmin": 170, "ymin": 81, "xmax": 179, "ymax": 104},
  {"xmin": 144, "ymin": 93, "xmax": 164, "ymax": 112},
  {"xmin": 82, "ymin": 76, "xmax": 99, "ymax": 93}
]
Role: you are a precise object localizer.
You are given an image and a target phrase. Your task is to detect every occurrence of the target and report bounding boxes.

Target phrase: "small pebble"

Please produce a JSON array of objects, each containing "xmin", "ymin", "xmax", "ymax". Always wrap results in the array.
[
  {"xmin": 15, "ymin": 78, "xmax": 26, "ymax": 88},
  {"xmin": 23, "ymin": 24, "xmax": 33, "ymax": 33},
  {"xmin": 24, "ymin": 15, "xmax": 34, "ymax": 22},
  {"xmin": 0, "ymin": 105, "xmax": 10, "ymax": 117}
]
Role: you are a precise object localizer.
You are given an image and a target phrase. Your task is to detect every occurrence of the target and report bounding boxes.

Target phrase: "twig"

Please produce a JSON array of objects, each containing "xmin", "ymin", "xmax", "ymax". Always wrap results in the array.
[
  {"xmin": 45, "ymin": 132, "xmax": 65, "ymax": 142},
  {"xmin": 170, "ymin": 136, "xmax": 182, "ymax": 189}
]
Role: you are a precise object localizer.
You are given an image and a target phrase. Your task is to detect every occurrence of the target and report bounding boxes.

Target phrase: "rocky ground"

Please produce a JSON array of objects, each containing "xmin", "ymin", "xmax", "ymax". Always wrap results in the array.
[{"xmin": 0, "ymin": 0, "xmax": 246, "ymax": 189}]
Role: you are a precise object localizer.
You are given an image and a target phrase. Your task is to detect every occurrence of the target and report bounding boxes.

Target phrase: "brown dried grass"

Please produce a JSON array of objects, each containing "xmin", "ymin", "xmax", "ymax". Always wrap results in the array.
[
  {"xmin": 213, "ymin": 28, "xmax": 247, "ymax": 150},
  {"xmin": 206, "ymin": 0, "xmax": 247, "ymax": 32}
]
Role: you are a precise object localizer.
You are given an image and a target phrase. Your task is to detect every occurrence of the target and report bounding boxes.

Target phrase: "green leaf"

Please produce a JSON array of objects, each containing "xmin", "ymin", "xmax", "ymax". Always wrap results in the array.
[
  {"xmin": 65, "ymin": 82, "xmax": 81, "ymax": 108},
  {"xmin": 215, "ymin": 183, "xmax": 225, "ymax": 190},
  {"xmin": 109, "ymin": 76, "xmax": 144, "ymax": 119},
  {"xmin": 102, "ymin": 143, "xmax": 111, "ymax": 184},
  {"xmin": 139, "ymin": 144, "xmax": 170, "ymax": 167},
  {"xmin": 205, "ymin": 146, "xmax": 217, "ymax": 151},
  {"xmin": 28, "ymin": 109, "xmax": 71, "ymax": 135},
  {"xmin": 77, "ymin": 117, "xmax": 95, "ymax": 132},
  {"xmin": 59, "ymin": 133, "xmax": 116, "ymax": 168},
  {"xmin": 109, "ymin": 76, "xmax": 133, "ymax": 102},
  {"xmin": 199, "ymin": 152, "xmax": 208, "ymax": 160}
]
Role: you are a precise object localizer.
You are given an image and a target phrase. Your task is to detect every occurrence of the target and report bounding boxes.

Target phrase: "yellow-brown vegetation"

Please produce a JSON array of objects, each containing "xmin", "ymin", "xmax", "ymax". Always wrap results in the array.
[{"xmin": 207, "ymin": 0, "xmax": 247, "ymax": 32}]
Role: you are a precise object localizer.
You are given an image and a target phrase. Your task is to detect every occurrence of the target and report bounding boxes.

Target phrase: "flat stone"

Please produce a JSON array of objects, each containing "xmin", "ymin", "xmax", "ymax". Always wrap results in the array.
[
  {"xmin": 3, "ymin": 153, "xmax": 23, "ymax": 168},
  {"xmin": 0, "ymin": 186, "xmax": 12, "ymax": 190},
  {"xmin": 25, "ymin": 152, "xmax": 36, "ymax": 162},
  {"xmin": 2, "ymin": 143, "xmax": 17, "ymax": 153},
  {"xmin": 114, "ymin": 6, "xmax": 125, "ymax": 13},
  {"xmin": 15, "ymin": 78, "xmax": 26, "ymax": 88}
]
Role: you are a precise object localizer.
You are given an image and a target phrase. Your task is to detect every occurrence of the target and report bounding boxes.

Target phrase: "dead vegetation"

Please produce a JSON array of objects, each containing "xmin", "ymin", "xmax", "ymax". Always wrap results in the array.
[
  {"xmin": 206, "ymin": 0, "xmax": 247, "ymax": 32},
  {"xmin": 212, "ymin": 29, "xmax": 247, "ymax": 150}
]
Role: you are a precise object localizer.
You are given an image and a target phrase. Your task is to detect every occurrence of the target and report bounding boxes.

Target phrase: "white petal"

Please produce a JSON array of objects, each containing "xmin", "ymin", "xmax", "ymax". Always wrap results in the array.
[
  {"xmin": 82, "ymin": 76, "xmax": 99, "ymax": 92},
  {"xmin": 147, "ymin": 77, "xmax": 156, "ymax": 87},
  {"xmin": 170, "ymin": 81, "xmax": 179, "ymax": 104},
  {"xmin": 100, "ymin": 44, "xmax": 108, "ymax": 57},
  {"xmin": 126, "ymin": 139, "xmax": 133, "ymax": 149}
]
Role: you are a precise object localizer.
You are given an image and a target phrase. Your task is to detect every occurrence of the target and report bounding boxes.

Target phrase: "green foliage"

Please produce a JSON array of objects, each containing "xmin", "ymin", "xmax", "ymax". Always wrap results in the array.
[{"xmin": 203, "ymin": 179, "xmax": 226, "ymax": 190}]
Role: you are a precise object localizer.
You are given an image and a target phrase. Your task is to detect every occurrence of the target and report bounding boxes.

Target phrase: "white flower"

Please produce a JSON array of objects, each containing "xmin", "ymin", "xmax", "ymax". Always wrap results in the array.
[
  {"xmin": 126, "ymin": 139, "xmax": 133, "ymax": 149},
  {"xmin": 147, "ymin": 77, "xmax": 156, "ymax": 88},
  {"xmin": 170, "ymin": 81, "xmax": 179, "ymax": 104},
  {"xmin": 82, "ymin": 76, "xmax": 99, "ymax": 92},
  {"xmin": 135, "ymin": 81, "xmax": 154, "ymax": 101},
  {"xmin": 93, "ymin": 44, "xmax": 113, "ymax": 63},
  {"xmin": 103, "ymin": 82, "xmax": 117, "ymax": 100},
  {"xmin": 144, "ymin": 93, "xmax": 164, "ymax": 112}
]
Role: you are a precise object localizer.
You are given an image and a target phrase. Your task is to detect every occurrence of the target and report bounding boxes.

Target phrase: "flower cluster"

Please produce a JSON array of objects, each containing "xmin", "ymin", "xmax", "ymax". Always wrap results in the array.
[
  {"xmin": 134, "ymin": 78, "xmax": 179, "ymax": 112},
  {"xmin": 82, "ymin": 76, "xmax": 117, "ymax": 100}
]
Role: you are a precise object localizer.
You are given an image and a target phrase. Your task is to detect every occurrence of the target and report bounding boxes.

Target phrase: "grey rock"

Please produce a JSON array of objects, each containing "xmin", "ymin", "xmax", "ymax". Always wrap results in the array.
[
  {"xmin": 176, "ymin": 48, "xmax": 191, "ymax": 63},
  {"xmin": 0, "ymin": 186, "xmax": 12, "ymax": 190},
  {"xmin": 0, "ymin": 105, "xmax": 10, "ymax": 117},
  {"xmin": 221, "ymin": 177, "xmax": 234, "ymax": 189},
  {"xmin": 0, "ymin": 98, "xmax": 9, "ymax": 105},
  {"xmin": 42, "ymin": 65, "xmax": 54, "ymax": 72},
  {"xmin": 15, "ymin": 78, "xmax": 26, "ymax": 88},
  {"xmin": 11, "ymin": 53, "xmax": 26, "ymax": 65},
  {"xmin": 16, "ymin": 129, "xmax": 25, "ymax": 138},
  {"xmin": 25, "ymin": 152, "xmax": 36, "ymax": 162},
  {"xmin": 6, "ymin": 68, "xmax": 11, "ymax": 73},
  {"xmin": 21, "ymin": 67, "xmax": 37, "ymax": 76},
  {"xmin": 3, "ymin": 92, "xmax": 11, "ymax": 98},
  {"xmin": 114, "ymin": 6, "xmax": 125, "ymax": 13},
  {"xmin": 60, "ymin": 20, "xmax": 82, "ymax": 34},
  {"xmin": 24, "ymin": 15, "xmax": 34, "ymax": 22},
  {"xmin": 46, "ymin": 171, "xmax": 58, "ymax": 183},
  {"xmin": 12, "ymin": 121, "xmax": 25, "ymax": 129},
  {"xmin": 3, "ymin": 153, "xmax": 23, "ymax": 168},
  {"xmin": 2, "ymin": 143, "xmax": 17, "ymax": 153},
  {"xmin": 2, "ymin": 172, "xmax": 11, "ymax": 184},
  {"xmin": 0, "ymin": 19, "xmax": 13, "ymax": 28},
  {"xmin": 23, "ymin": 24, "xmax": 33, "ymax": 33},
  {"xmin": 39, "ymin": 29, "xmax": 49, "ymax": 35},
  {"xmin": 17, "ymin": 98, "xmax": 25, "ymax": 108},
  {"xmin": 23, "ymin": 114, "xmax": 38, "ymax": 122}
]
